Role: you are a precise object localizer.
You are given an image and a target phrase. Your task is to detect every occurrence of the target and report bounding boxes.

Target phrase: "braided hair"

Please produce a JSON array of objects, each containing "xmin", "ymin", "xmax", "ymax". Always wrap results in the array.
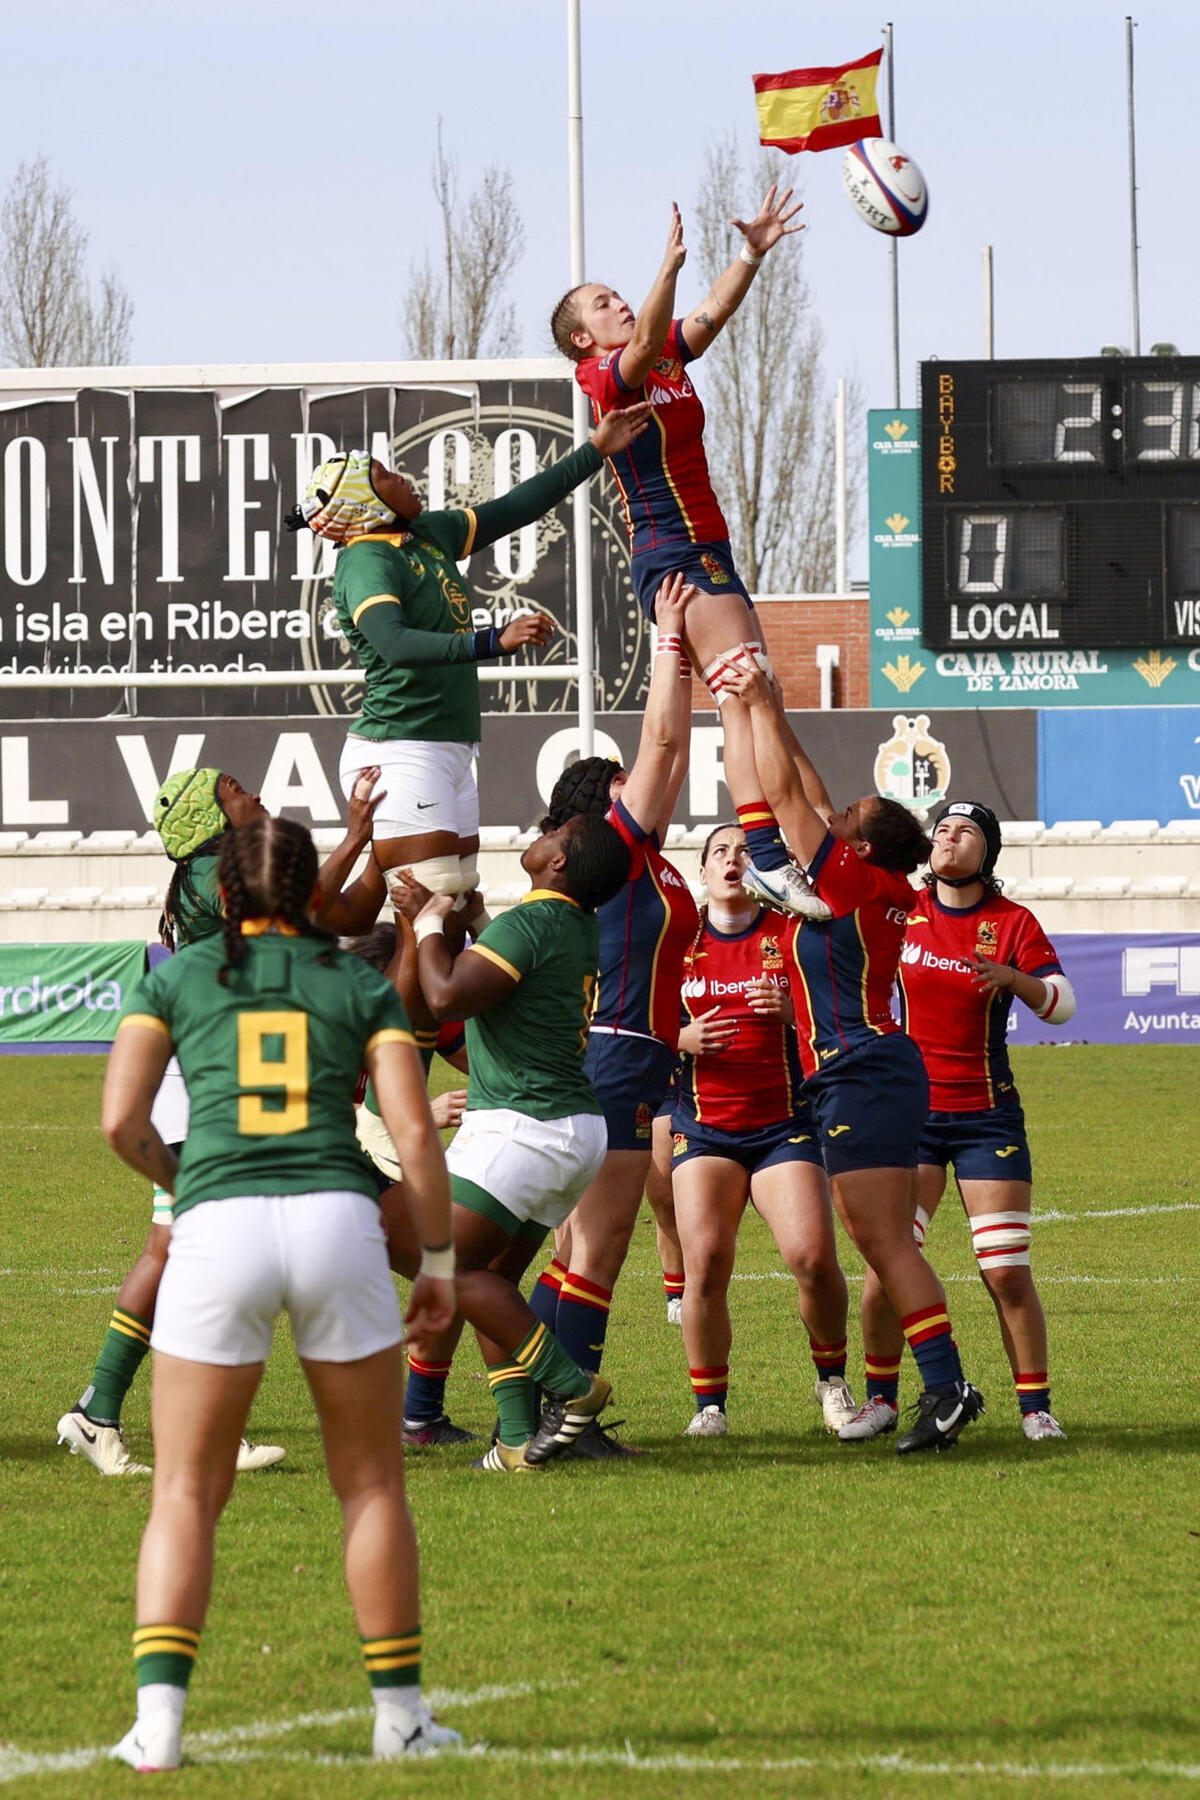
[
  {"xmin": 216, "ymin": 817, "xmax": 336, "ymax": 986},
  {"xmin": 549, "ymin": 285, "xmax": 589, "ymax": 362}
]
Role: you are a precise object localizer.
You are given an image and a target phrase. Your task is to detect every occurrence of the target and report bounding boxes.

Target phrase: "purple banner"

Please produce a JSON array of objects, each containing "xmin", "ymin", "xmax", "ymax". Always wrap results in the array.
[{"xmin": 1008, "ymin": 933, "xmax": 1200, "ymax": 1046}]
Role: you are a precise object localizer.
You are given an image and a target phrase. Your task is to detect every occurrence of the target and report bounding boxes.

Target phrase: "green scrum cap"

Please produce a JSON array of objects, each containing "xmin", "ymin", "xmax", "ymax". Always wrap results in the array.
[{"xmin": 154, "ymin": 768, "xmax": 228, "ymax": 863}]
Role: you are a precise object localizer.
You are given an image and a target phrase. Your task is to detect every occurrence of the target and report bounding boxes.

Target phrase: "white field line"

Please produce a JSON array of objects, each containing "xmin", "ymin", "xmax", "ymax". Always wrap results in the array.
[
  {"xmin": 727, "ymin": 1271, "xmax": 1198, "ymax": 1285},
  {"xmin": 0, "ymin": 1678, "xmax": 571, "ymax": 1786}
]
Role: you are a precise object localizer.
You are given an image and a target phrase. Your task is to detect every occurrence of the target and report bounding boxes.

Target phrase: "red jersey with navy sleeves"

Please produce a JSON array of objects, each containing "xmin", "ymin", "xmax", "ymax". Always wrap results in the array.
[
  {"xmin": 574, "ymin": 321, "xmax": 729, "ymax": 555},
  {"xmin": 676, "ymin": 909, "xmax": 805, "ymax": 1131},
  {"xmin": 898, "ymin": 891, "xmax": 1063, "ymax": 1112},
  {"xmin": 592, "ymin": 796, "xmax": 699, "ymax": 1050},
  {"xmin": 788, "ymin": 832, "xmax": 914, "ymax": 1081}
]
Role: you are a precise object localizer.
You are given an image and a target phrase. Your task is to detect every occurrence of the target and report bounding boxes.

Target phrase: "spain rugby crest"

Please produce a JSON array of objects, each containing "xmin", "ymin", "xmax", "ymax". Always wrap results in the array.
[
  {"xmin": 975, "ymin": 920, "xmax": 998, "ymax": 956},
  {"xmin": 760, "ymin": 936, "xmax": 784, "ymax": 971},
  {"xmin": 699, "ymin": 551, "xmax": 731, "ymax": 587}
]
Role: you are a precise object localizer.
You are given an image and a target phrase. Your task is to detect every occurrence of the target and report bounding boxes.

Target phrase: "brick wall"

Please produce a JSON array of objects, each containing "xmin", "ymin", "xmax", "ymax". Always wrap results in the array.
[{"xmin": 689, "ymin": 596, "xmax": 871, "ymax": 711}]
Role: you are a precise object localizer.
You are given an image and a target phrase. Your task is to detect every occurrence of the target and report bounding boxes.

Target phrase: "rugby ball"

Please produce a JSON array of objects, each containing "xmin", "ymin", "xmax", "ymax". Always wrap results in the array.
[{"xmin": 842, "ymin": 138, "xmax": 927, "ymax": 237}]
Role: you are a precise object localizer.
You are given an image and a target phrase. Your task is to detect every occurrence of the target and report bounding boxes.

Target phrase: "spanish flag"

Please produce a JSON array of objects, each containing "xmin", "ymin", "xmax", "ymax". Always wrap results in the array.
[{"xmin": 754, "ymin": 49, "xmax": 883, "ymax": 154}]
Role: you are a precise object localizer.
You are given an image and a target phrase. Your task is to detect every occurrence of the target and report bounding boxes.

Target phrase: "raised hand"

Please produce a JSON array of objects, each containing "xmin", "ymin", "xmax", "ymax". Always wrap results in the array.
[
  {"xmin": 662, "ymin": 201, "xmax": 687, "ymax": 274},
  {"xmin": 346, "ymin": 765, "xmax": 384, "ymax": 846},
  {"xmin": 499, "ymin": 610, "xmax": 556, "ymax": 652},
  {"xmin": 591, "ymin": 399, "xmax": 652, "ymax": 458},
  {"xmin": 731, "ymin": 184, "xmax": 805, "ymax": 259},
  {"xmin": 653, "ymin": 571, "xmax": 698, "ymax": 637}
]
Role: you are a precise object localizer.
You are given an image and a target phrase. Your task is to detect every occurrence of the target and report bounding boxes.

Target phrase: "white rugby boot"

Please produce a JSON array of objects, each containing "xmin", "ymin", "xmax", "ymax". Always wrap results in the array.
[
  {"xmin": 814, "ymin": 1375, "xmax": 859, "ymax": 1434},
  {"xmin": 57, "ymin": 1408, "xmax": 151, "ymax": 1476},
  {"xmin": 684, "ymin": 1406, "xmax": 729, "ymax": 1437}
]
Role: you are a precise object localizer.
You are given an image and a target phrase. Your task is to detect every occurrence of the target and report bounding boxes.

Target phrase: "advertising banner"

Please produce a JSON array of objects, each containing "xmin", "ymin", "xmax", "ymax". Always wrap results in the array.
[
  {"xmin": 0, "ymin": 376, "xmax": 648, "ymax": 721},
  {"xmin": 1025, "ymin": 933, "xmax": 1200, "ymax": 1046},
  {"xmin": 1039, "ymin": 707, "xmax": 1200, "ymax": 824},
  {"xmin": 0, "ymin": 941, "xmax": 147, "ymax": 1045},
  {"xmin": 868, "ymin": 405, "xmax": 1200, "ymax": 709},
  {"xmin": 0, "ymin": 709, "xmax": 1038, "ymax": 836}
]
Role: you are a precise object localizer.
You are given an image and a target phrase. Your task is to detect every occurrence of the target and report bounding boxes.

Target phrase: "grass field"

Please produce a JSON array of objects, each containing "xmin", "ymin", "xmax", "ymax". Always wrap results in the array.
[{"xmin": 2, "ymin": 1045, "xmax": 1199, "ymax": 1799}]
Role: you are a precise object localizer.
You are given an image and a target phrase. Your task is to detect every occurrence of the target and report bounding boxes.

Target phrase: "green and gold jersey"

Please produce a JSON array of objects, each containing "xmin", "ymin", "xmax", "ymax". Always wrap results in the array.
[
  {"xmin": 118, "ymin": 927, "xmax": 414, "ymax": 1213},
  {"xmin": 172, "ymin": 853, "xmax": 223, "ymax": 948},
  {"xmin": 464, "ymin": 891, "xmax": 601, "ymax": 1121},
  {"xmin": 333, "ymin": 509, "xmax": 483, "ymax": 743}
]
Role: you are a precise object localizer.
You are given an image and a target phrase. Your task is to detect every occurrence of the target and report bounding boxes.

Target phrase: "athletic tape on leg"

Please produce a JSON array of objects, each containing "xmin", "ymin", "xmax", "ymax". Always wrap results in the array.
[
  {"xmin": 701, "ymin": 641, "xmax": 774, "ymax": 703},
  {"xmin": 913, "ymin": 1204, "xmax": 930, "ymax": 1248},
  {"xmin": 971, "ymin": 1211, "xmax": 1032, "ymax": 1270},
  {"xmin": 387, "ymin": 855, "xmax": 472, "ymax": 899}
]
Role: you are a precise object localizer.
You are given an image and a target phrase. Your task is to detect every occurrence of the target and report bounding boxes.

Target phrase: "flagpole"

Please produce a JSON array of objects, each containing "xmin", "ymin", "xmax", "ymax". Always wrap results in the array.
[
  {"xmin": 883, "ymin": 21, "xmax": 900, "ymax": 407},
  {"xmin": 567, "ymin": 0, "xmax": 595, "ymax": 757},
  {"xmin": 1126, "ymin": 15, "xmax": 1141, "ymax": 356}
]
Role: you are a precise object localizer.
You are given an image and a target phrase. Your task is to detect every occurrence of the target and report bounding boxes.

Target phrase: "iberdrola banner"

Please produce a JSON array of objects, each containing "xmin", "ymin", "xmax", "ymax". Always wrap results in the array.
[{"xmin": 0, "ymin": 942, "xmax": 147, "ymax": 1046}]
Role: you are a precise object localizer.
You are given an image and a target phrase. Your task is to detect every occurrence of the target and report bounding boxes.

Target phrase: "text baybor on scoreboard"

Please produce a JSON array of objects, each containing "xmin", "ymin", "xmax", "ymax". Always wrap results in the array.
[{"xmin": 921, "ymin": 356, "xmax": 1200, "ymax": 651}]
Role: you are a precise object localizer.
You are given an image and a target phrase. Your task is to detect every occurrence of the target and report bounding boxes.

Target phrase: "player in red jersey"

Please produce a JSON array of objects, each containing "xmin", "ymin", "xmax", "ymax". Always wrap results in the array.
[
  {"xmin": 726, "ymin": 664, "xmax": 986, "ymax": 1455},
  {"xmin": 525, "ymin": 574, "xmax": 700, "ymax": 1454},
  {"xmin": 549, "ymin": 194, "xmax": 830, "ymax": 923},
  {"xmin": 851, "ymin": 802, "xmax": 1075, "ymax": 1443},
  {"xmin": 670, "ymin": 825, "xmax": 855, "ymax": 1438}
]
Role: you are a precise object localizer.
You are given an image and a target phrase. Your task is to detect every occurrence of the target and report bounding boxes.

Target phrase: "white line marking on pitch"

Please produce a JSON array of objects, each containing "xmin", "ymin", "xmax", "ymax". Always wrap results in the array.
[{"xmin": 0, "ymin": 1680, "xmax": 571, "ymax": 1785}]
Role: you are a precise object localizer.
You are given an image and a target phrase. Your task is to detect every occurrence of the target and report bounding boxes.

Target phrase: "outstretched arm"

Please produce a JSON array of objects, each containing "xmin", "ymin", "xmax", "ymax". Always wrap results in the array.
[
  {"xmin": 311, "ymin": 766, "xmax": 388, "ymax": 935},
  {"xmin": 679, "ymin": 185, "xmax": 804, "ymax": 359},
  {"xmin": 469, "ymin": 403, "xmax": 652, "ymax": 551},
  {"xmin": 614, "ymin": 573, "xmax": 695, "ymax": 840},
  {"xmin": 615, "ymin": 205, "xmax": 688, "ymax": 390},
  {"xmin": 726, "ymin": 664, "xmax": 829, "ymax": 866}
]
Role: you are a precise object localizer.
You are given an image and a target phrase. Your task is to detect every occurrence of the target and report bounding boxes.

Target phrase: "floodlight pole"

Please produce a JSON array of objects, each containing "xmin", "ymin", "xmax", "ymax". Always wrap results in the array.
[
  {"xmin": 567, "ymin": 0, "xmax": 595, "ymax": 755},
  {"xmin": 1126, "ymin": 16, "xmax": 1141, "ymax": 356},
  {"xmin": 883, "ymin": 21, "xmax": 900, "ymax": 407}
]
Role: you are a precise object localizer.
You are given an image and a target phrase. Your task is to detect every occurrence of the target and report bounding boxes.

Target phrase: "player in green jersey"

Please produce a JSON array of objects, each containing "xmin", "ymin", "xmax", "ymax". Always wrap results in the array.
[
  {"xmin": 392, "ymin": 813, "xmax": 631, "ymax": 1471},
  {"xmin": 57, "ymin": 765, "xmax": 387, "ymax": 1477},
  {"xmin": 102, "ymin": 816, "xmax": 461, "ymax": 1770},
  {"xmin": 288, "ymin": 402, "xmax": 650, "ymax": 912}
]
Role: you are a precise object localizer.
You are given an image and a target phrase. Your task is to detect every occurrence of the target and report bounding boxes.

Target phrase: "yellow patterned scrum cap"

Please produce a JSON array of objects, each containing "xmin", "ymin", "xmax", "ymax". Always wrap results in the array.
[
  {"xmin": 300, "ymin": 450, "xmax": 398, "ymax": 544},
  {"xmin": 154, "ymin": 768, "xmax": 228, "ymax": 863}
]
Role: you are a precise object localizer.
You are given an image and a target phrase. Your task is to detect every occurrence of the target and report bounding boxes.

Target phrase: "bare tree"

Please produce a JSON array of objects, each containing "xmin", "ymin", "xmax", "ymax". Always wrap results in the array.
[
  {"xmin": 401, "ymin": 124, "xmax": 523, "ymax": 360},
  {"xmin": 0, "ymin": 156, "xmax": 133, "ymax": 367},
  {"xmin": 693, "ymin": 136, "xmax": 862, "ymax": 594}
]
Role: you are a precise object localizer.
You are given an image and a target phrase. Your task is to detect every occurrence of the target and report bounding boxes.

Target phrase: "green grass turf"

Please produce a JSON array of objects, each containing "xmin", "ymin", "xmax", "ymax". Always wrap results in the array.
[{"xmin": 2, "ymin": 1046, "xmax": 1198, "ymax": 1798}]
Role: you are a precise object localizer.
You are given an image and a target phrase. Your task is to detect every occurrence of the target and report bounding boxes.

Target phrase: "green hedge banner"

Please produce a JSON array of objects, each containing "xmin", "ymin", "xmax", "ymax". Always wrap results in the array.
[{"xmin": 0, "ymin": 942, "xmax": 147, "ymax": 1045}]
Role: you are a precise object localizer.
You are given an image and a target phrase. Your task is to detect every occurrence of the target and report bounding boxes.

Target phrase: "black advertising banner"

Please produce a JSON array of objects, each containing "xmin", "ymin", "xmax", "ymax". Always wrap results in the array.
[
  {"xmin": 0, "ymin": 381, "xmax": 647, "ymax": 720},
  {"xmin": 0, "ymin": 710, "xmax": 1038, "ymax": 835}
]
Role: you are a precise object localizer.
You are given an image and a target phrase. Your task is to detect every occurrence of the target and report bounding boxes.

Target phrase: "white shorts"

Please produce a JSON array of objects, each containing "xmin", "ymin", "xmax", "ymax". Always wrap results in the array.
[
  {"xmin": 151, "ymin": 1190, "xmax": 403, "ymax": 1366},
  {"xmin": 339, "ymin": 735, "xmax": 480, "ymax": 841},
  {"xmin": 446, "ymin": 1108, "xmax": 608, "ymax": 1232},
  {"xmin": 356, "ymin": 1103, "xmax": 401, "ymax": 1184},
  {"xmin": 150, "ymin": 1058, "xmax": 190, "ymax": 1226}
]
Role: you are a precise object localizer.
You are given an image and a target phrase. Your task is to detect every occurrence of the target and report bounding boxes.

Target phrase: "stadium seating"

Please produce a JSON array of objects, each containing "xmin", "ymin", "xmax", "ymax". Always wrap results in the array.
[{"xmin": 1, "ymin": 821, "xmax": 1198, "ymax": 941}]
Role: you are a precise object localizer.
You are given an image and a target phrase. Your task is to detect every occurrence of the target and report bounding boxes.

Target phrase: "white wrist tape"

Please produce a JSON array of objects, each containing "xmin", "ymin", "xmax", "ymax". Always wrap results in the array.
[
  {"xmin": 414, "ymin": 914, "xmax": 445, "ymax": 944},
  {"xmin": 418, "ymin": 1244, "xmax": 456, "ymax": 1281},
  {"xmin": 1036, "ymin": 972, "xmax": 1076, "ymax": 1024},
  {"xmin": 656, "ymin": 633, "xmax": 683, "ymax": 657},
  {"xmin": 739, "ymin": 245, "xmax": 764, "ymax": 266}
]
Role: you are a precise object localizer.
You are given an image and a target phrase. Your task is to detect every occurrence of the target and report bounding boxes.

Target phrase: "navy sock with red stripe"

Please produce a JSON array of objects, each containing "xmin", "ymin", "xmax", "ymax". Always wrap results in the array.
[
  {"xmin": 736, "ymin": 801, "xmax": 789, "ymax": 873},
  {"xmin": 554, "ymin": 1274, "xmax": 612, "ymax": 1375},
  {"xmin": 529, "ymin": 1258, "xmax": 567, "ymax": 1331},
  {"xmin": 901, "ymin": 1304, "xmax": 963, "ymax": 1396}
]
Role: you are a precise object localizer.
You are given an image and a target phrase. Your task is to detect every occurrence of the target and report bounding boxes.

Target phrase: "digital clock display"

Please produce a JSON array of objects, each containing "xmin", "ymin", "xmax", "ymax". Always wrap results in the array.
[{"xmin": 922, "ymin": 357, "xmax": 1200, "ymax": 648}]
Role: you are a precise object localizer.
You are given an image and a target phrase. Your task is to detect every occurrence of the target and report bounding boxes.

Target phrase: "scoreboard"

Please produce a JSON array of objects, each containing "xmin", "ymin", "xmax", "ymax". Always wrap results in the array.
[{"xmin": 920, "ymin": 357, "xmax": 1200, "ymax": 650}]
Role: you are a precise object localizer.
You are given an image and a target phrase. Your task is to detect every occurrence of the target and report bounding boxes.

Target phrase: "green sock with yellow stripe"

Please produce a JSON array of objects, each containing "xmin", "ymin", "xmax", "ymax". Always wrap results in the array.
[
  {"xmin": 362, "ymin": 1627, "xmax": 421, "ymax": 1689},
  {"xmin": 512, "ymin": 1320, "xmax": 590, "ymax": 1402},
  {"xmin": 486, "ymin": 1359, "xmax": 537, "ymax": 1447},
  {"xmin": 83, "ymin": 1308, "xmax": 153, "ymax": 1424},
  {"xmin": 133, "ymin": 1623, "xmax": 200, "ymax": 1689}
]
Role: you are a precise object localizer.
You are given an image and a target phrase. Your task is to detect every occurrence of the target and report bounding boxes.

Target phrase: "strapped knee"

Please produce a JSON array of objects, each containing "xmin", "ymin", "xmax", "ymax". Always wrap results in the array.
[
  {"xmin": 388, "ymin": 855, "xmax": 472, "ymax": 899},
  {"xmin": 701, "ymin": 640, "xmax": 774, "ymax": 704},
  {"xmin": 971, "ymin": 1211, "xmax": 1032, "ymax": 1270}
]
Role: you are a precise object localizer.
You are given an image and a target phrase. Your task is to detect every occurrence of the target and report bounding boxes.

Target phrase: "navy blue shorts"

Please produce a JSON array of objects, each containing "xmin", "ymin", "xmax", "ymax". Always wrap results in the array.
[
  {"xmin": 668, "ymin": 1109, "xmax": 825, "ymax": 1176},
  {"xmin": 918, "ymin": 1102, "xmax": 1033, "ymax": 1185},
  {"xmin": 632, "ymin": 540, "xmax": 754, "ymax": 623},
  {"xmin": 584, "ymin": 1031, "xmax": 677, "ymax": 1152},
  {"xmin": 803, "ymin": 1035, "xmax": 929, "ymax": 1176}
]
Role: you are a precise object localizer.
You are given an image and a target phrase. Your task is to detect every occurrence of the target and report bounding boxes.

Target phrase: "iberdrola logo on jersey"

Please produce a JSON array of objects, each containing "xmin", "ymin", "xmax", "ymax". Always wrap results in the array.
[{"xmin": 873, "ymin": 714, "xmax": 951, "ymax": 813}]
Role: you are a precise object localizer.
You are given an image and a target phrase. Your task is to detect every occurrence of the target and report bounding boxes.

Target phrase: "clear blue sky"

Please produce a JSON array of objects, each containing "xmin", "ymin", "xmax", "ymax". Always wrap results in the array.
[{"xmin": 0, "ymin": 0, "xmax": 1188, "ymax": 409}]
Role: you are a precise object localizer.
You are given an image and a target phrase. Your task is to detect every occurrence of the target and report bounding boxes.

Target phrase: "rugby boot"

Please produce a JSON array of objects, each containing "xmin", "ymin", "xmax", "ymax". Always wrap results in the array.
[
  {"xmin": 57, "ymin": 1407, "xmax": 150, "ymax": 1476},
  {"xmin": 742, "ymin": 860, "xmax": 833, "ymax": 920},
  {"xmin": 895, "ymin": 1381, "xmax": 985, "ymax": 1454},
  {"xmin": 524, "ymin": 1373, "xmax": 612, "ymax": 1464}
]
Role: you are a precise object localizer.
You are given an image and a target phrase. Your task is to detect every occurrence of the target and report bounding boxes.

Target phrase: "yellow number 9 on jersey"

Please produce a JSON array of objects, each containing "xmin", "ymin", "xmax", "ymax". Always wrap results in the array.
[{"xmin": 237, "ymin": 1011, "xmax": 309, "ymax": 1135}]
